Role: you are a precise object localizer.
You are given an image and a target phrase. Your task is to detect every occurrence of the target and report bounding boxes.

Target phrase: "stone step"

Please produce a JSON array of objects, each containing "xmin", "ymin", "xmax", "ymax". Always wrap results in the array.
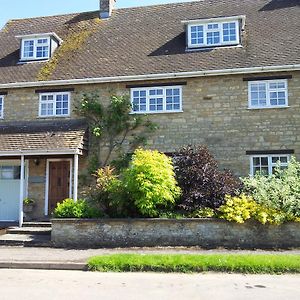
[
  {"xmin": 22, "ymin": 222, "xmax": 52, "ymax": 228},
  {"xmin": 6, "ymin": 227, "xmax": 52, "ymax": 236},
  {"xmin": 0, "ymin": 234, "xmax": 51, "ymax": 247}
]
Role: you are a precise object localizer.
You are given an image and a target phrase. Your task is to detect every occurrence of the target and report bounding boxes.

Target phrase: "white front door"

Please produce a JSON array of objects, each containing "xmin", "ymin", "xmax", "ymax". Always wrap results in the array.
[{"xmin": 0, "ymin": 161, "xmax": 27, "ymax": 221}]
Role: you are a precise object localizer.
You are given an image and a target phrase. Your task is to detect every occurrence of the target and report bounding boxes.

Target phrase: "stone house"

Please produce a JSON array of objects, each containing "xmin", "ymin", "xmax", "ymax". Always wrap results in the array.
[{"xmin": 0, "ymin": 0, "xmax": 299, "ymax": 225}]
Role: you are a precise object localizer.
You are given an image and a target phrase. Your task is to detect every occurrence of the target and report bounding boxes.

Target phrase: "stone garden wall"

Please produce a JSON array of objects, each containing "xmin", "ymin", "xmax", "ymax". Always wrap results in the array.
[{"xmin": 51, "ymin": 218, "xmax": 300, "ymax": 249}]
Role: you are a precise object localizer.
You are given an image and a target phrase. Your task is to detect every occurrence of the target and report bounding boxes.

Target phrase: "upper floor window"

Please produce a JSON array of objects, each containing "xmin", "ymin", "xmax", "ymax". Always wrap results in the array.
[
  {"xmin": 250, "ymin": 154, "xmax": 289, "ymax": 176},
  {"xmin": 22, "ymin": 38, "xmax": 50, "ymax": 60},
  {"xmin": 183, "ymin": 16, "xmax": 245, "ymax": 49},
  {"xmin": 248, "ymin": 80, "xmax": 288, "ymax": 109},
  {"xmin": 0, "ymin": 95, "xmax": 3, "ymax": 118},
  {"xmin": 39, "ymin": 92, "xmax": 70, "ymax": 117},
  {"xmin": 131, "ymin": 86, "xmax": 182, "ymax": 113},
  {"xmin": 16, "ymin": 33, "xmax": 63, "ymax": 62}
]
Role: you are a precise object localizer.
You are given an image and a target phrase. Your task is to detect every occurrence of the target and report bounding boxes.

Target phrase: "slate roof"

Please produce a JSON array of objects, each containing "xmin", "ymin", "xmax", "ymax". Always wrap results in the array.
[
  {"xmin": 0, "ymin": 119, "xmax": 88, "ymax": 153},
  {"xmin": 0, "ymin": 0, "xmax": 299, "ymax": 85}
]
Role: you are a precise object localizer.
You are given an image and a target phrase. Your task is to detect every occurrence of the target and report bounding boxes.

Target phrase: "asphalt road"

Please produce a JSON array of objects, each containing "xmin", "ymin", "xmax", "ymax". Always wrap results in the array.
[{"xmin": 0, "ymin": 269, "xmax": 299, "ymax": 300}]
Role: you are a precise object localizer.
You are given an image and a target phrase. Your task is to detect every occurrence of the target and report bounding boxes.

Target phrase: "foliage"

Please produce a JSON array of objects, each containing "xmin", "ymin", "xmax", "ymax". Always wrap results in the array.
[
  {"xmin": 123, "ymin": 149, "xmax": 181, "ymax": 217},
  {"xmin": 53, "ymin": 198, "xmax": 102, "ymax": 219},
  {"xmin": 242, "ymin": 157, "xmax": 300, "ymax": 217},
  {"xmin": 218, "ymin": 194, "xmax": 258, "ymax": 223},
  {"xmin": 174, "ymin": 145, "xmax": 241, "ymax": 211},
  {"xmin": 87, "ymin": 166, "xmax": 135, "ymax": 218},
  {"xmin": 189, "ymin": 207, "xmax": 216, "ymax": 218},
  {"xmin": 219, "ymin": 194, "xmax": 292, "ymax": 225},
  {"xmin": 76, "ymin": 93, "xmax": 157, "ymax": 168},
  {"xmin": 23, "ymin": 198, "xmax": 35, "ymax": 205},
  {"xmin": 88, "ymin": 254, "xmax": 300, "ymax": 274}
]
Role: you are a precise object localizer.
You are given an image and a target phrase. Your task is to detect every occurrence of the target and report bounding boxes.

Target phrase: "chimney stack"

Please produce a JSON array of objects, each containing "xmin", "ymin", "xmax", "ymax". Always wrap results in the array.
[{"xmin": 99, "ymin": 0, "xmax": 116, "ymax": 19}]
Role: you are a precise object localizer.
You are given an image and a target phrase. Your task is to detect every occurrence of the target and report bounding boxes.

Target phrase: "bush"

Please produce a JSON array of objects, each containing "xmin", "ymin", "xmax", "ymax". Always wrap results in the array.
[
  {"xmin": 174, "ymin": 146, "xmax": 241, "ymax": 211},
  {"xmin": 242, "ymin": 157, "xmax": 300, "ymax": 217},
  {"xmin": 53, "ymin": 198, "xmax": 102, "ymax": 218},
  {"xmin": 90, "ymin": 166, "xmax": 136, "ymax": 218},
  {"xmin": 218, "ymin": 194, "xmax": 257, "ymax": 223},
  {"xmin": 123, "ymin": 149, "xmax": 181, "ymax": 217},
  {"xmin": 219, "ymin": 194, "xmax": 292, "ymax": 225}
]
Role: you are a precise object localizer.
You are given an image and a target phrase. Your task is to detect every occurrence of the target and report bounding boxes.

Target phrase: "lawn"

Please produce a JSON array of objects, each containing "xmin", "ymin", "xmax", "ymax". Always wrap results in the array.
[{"xmin": 88, "ymin": 253, "xmax": 300, "ymax": 274}]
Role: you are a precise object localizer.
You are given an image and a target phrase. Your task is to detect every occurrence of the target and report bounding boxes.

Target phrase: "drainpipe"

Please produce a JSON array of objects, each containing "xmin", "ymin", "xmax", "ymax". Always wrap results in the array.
[
  {"xmin": 73, "ymin": 154, "xmax": 79, "ymax": 202},
  {"xmin": 19, "ymin": 155, "xmax": 25, "ymax": 227}
]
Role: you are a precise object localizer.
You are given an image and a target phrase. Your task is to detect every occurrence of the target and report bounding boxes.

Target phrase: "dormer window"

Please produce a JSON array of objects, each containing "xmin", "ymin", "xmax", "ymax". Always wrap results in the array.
[
  {"xmin": 16, "ymin": 33, "xmax": 63, "ymax": 62},
  {"xmin": 182, "ymin": 16, "xmax": 245, "ymax": 49},
  {"xmin": 22, "ymin": 38, "xmax": 50, "ymax": 60}
]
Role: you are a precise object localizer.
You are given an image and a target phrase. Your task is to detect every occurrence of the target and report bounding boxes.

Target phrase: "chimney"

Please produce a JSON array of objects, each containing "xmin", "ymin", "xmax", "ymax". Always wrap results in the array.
[{"xmin": 99, "ymin": 0, "xmax": 116, "ymax": 19}]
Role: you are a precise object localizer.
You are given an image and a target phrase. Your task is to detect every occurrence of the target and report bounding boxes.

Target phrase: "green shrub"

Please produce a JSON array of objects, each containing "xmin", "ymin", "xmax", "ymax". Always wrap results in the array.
[
  {"xmin": 219, "ymin": 194, "xmax": 292, "ymax": 225},
  {"xmin": 53, "ymin": 198, "xmax": 102, "ymax": 218},
  {"xmin": 189, "ymin": 207, "xmax": 216, "ymax": 218},
  {"xmin": 218, "ymin": 194, "xmax": 257, "ymax": 223},
  {"xmin": 90, "ymin": 166, "xmax": 136, "ymax": 218},
  {"xmin": 242, "ymin": 157, "xmax": 300, "ymax": 217},
  {"xmin": 123, "ymin": 148, "xmax": 181, "ymax": 217}
]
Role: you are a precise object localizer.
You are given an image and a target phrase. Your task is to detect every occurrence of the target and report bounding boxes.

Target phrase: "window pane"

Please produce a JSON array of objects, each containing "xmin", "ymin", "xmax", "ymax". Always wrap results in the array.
[
  {"xmin": 223, "ymin": 22, "xmax": 237, "ymax": 42},
  {"xmin": 190, "ymin": 25, "xmax": 204, "ymax": 45}
]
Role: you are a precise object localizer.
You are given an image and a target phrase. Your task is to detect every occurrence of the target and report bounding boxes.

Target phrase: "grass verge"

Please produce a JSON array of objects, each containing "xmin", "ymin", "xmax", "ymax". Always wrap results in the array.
[{"xmin": 87, "ymin": 253, "xmax": 300, "ymax": 274}]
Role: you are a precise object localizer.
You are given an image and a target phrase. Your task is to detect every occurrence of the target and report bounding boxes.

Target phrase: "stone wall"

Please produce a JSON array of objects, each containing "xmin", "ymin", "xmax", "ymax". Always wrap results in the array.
[{"xmin": 51, "ymin": 218, "xmax": 300, "ymax": 249}]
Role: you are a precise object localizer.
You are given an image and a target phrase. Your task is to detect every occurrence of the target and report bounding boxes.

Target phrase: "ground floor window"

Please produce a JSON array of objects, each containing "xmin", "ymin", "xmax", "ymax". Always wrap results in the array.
[
  {"xmin": 0, "ymin": 166, "xmax": 21, "ymax": 180},
  {"xmin": 250, "ymin": 154, "xmax": 289, "ymax": 176}
]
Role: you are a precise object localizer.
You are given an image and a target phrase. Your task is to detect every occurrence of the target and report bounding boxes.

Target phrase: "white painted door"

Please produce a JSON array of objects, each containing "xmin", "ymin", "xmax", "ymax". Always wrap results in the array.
[{"xmin": 0, "ymin": 162, "xmax": 26, "ymax": 221}]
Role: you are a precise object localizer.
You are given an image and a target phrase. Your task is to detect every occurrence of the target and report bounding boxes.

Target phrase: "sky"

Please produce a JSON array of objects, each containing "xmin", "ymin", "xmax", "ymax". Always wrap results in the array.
[{"xmin": 0, "ymin": 0, "xmax": 197, "ymax": 29}]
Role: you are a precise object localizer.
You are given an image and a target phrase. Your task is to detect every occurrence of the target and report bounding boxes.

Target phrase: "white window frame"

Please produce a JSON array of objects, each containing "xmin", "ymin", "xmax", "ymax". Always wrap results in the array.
[
  {"xmin": 130, "ymin": 86, "xmax": 183, "ymax": 114},
  {"xmin": 250, "ymin": 154, "xmax": 290, "ymax": 176},
  {"xmin": 39, "ymin": 92, "xmax": 71, "ymax": 117},
  {"xmin": 0, "ymin": 95, "xmax": 4, "ymax": 119},
  {"xmin": 21, "ymin": 37, "xmax": 50, "ymax": 61},
  {"xmin": 187, "ymin": 19, "xmax": 240, "ymax": 49},
  {"xmin": 248, "ymin": 79, "xmax": 288, "ymax": 109}
]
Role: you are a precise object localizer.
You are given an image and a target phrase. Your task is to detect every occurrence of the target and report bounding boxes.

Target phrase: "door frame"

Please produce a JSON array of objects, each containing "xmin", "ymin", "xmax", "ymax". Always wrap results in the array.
[
  {"xmin": 0, "ymin": 159, "xmax": 29, "ymax": 222},
  {"xmin": 44, "ymin": 158, "xmax": 73, "ymax": 216}
]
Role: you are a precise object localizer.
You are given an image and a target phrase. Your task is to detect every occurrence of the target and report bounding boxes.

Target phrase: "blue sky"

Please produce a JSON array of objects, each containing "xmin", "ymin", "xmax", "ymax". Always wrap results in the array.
[{"xmin": 0, "ymin": 0, "xmax": 196, "ymax": 29}]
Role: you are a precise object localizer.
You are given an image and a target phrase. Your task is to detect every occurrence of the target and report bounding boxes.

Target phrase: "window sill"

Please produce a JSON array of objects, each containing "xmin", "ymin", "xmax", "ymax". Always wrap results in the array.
[
  {"xmin": 37, "ymin": 115, "xmax": 71, "ymax": 119},
  {"xmin": 18, "ymin": 58, "xmax": 50, "ymax": 64},
  {"xmin": 186, "ymin": 44, "xmax": 242, "ymax": 52},
  {"xmin": 130, "ymin": 110, "xmax": 183, "ymax": 115},
  {"xmin": 247, "ymin": 105, "xmax": 290, "ymax": 110}
]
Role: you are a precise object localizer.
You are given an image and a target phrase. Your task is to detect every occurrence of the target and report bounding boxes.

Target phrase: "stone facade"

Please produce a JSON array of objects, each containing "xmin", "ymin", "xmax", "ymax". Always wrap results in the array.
[
  {"xmin": 1, "ymin": 71, "xmax": 299, "ymax": 218},
  {"xmin": 51, "ymin": 218, "xmax": 300, "ymax": 249}
]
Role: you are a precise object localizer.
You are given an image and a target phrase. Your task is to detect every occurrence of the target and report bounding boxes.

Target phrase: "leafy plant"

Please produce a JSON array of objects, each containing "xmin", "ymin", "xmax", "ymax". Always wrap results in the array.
[
  {"xmin": 53, "ymin": 198, "xmax": 102, "ymax": 219},
  {"xmin": 23, "ymin": 198, "xmax": 35, "ymax": 205},
  {"xmin": 174, "ymin": 145, "xmax": 241, "ymax": 211},
  {"xmin": 76, "ymin": 93, "xmax": 157, "ymax": 168},
  {"xmin": 88, "ymin": 166, "xmax": 135, "ymax": 218},
  {"xmin": 189, "ymin": 207, "xmax": 216, "ymax": 218},
  {"xmin": 242, "ymin": 157, "xmax": 300, "ymax": 217},
  {"xmin": 219, "ymin": 194, "xmax": 292, "ymax": 225},
  {"xmin": 123, "ymin": 149, "xmax": 181, "ymax": 217}
]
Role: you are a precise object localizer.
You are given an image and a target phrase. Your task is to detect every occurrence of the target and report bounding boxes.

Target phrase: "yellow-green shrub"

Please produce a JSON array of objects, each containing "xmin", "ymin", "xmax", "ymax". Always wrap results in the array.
[
  {"xmin": 124, "ymin": 148, "xmax": 181, "ymax": 217},
  {"xmin": 218, "ymin": 194, "xmax": 257, "ymax": 223},
  {"xmin": 219, "ymin": 194, "xmax": 293, "ymax": 225}
]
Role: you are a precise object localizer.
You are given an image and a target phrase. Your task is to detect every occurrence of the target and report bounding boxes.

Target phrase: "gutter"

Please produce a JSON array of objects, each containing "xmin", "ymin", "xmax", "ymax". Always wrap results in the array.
[
  {"xmin": 0, "ymin": 149, "xmax": 81, "ymax": 157},
  {"xmin": 0, "ymin": 64, "xmax": 300, "ymax": 89}
]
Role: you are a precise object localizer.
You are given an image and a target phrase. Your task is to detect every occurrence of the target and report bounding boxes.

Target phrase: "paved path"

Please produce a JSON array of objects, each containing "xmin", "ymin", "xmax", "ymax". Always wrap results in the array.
[
  {"xmin": 0, "ymin": 246, "xmax": 299, "ymax": 264},
  {"xmin": 0, "ymin": 270, "xmax": 299, "ymax": 300}
]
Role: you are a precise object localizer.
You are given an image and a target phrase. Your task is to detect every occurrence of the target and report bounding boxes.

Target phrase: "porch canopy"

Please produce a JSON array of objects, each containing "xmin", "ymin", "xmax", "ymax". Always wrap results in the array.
[{"xmin": 0, "ymin": 119, "xmax": 88, "ymax": 226}]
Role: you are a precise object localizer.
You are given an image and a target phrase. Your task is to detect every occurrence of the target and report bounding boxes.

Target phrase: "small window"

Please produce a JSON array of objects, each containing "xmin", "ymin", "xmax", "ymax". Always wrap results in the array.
[
  {"xmin": 0, "ymin": 166, "xmax": 21, "ymax": 180},
  {"xmin": 21, "ymin": 37, "xmax": 50, "ymax": 61},
  {"xmin": 188, "ymin": 19, "xmax": 240, "ymax": 48},
  {"xmin": 131, "ymin": 86, "xmax": 182, "ymax": 114},
  {"xmin": 0, "ymin": 95, "xmax": 4, "ymax": 118},
  {"xmin": 250, "ymin": 155, "xmax": 290, "ymax": 176},
  {"xmin": 39, "ymin": 92, "xmax": 70, "ymax": 117},
  {"xmin": 248, "ymin": 80, "xmax": 288, "ymax": 108}
]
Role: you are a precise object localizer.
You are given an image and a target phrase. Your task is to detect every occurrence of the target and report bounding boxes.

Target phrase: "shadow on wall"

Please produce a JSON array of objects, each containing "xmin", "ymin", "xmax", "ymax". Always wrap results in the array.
[{"xmin": 259, "ymin": 0, "xmax": 300, "ymax": 11}]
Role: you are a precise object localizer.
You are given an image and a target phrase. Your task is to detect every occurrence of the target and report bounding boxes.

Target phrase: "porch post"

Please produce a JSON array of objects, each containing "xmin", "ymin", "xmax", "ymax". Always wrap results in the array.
[
  {"xmin": 73, "ymin": 154, "xmax": 79, "ymax": 201},
  {"xmin": 19, "ymin": 155, "xmax": 25, "ymax": 227}
]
